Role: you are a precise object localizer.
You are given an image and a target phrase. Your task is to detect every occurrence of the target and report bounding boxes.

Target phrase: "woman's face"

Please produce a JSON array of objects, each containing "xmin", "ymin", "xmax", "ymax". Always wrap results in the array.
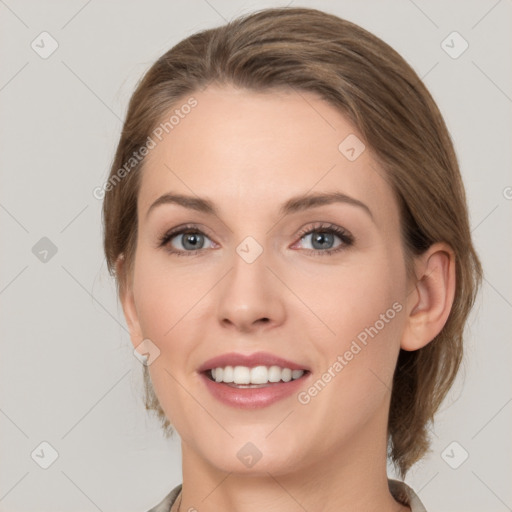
[{"xmin": 123, "ymin": 85, "xmax": 412, "ymax": 475}]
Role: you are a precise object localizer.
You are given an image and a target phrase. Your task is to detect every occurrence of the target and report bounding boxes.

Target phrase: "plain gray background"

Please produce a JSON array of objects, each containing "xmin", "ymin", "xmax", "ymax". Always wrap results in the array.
[{"xmin": 1, "ymin": 1, "xmax": 511, "ymax": 511}]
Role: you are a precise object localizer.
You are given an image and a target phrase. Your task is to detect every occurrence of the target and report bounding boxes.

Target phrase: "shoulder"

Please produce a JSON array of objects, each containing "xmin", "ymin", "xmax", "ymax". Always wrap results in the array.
[
  {"xmin": 148, "ymin": 481, "xmax": 425, "ymax": 512},
  {"xmin": 145, "ymin": 484, "xmax": 182, "ymax": 512},
  {"xmin": 388, "ymin": 479, "xmax": 427, "ymax": 512}
]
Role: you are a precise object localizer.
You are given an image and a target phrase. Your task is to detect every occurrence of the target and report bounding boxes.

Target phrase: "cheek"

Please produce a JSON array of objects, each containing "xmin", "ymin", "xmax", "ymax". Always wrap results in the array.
[
  {"xmin": 298, "ymin": 250, "xmax": 406, "ymax": 399},
  {"xmin": 293, "ymin": 252, "xmax": 405, "ymax": 345},
  {"xmin": 299, "ymin": 271, "xmax": 405, "ymax": 442},
  {"xmin": 132, "ymin": 251, "xmax": 201, "ymax": 429},
  {"xmin": 131, "ymin": 251, "xmax": 209, "ymax": 407},
  {"xmin": 132, "ymin": 249, "xmax": 202, "ymax": 339}
]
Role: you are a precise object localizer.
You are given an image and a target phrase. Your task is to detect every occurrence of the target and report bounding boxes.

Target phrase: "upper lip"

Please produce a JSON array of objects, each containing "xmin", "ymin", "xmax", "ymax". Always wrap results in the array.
[{"xmin": 197, "ymin": 351, "xmax": 310, "ymax": 373}]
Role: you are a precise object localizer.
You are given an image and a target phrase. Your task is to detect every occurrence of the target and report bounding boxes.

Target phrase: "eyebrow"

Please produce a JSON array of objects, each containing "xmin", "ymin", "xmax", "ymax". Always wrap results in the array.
[
  {"xmin": 146, "ymin": 191, "xmax": 373, "ymax": 220},
  {"xmin": 279, "ymin": 191, "xmax": 373, "ymax": 220}
]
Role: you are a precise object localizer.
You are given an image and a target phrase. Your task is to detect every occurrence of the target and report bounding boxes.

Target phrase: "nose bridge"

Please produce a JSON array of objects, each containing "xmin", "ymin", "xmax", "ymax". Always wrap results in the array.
[{"xmin": 215, "ymin": 237, "xmax": 285, "ymax": 330}]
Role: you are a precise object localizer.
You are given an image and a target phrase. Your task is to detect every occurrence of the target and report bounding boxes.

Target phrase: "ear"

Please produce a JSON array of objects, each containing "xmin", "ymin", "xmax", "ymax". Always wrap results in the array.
[
  {"xmin": 401, "ymin": 242, "xmax": 456, "ymax": 351},
  {"xmin": 116, "ymin": 254, "xmax": 143, "ymax": 349}
]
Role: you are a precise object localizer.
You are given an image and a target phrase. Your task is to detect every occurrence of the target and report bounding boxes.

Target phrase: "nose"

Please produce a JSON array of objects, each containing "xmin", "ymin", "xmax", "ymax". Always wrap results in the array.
[{"xmin": 216, "ymin": 248, "xmax": 286, "ymax": 333}]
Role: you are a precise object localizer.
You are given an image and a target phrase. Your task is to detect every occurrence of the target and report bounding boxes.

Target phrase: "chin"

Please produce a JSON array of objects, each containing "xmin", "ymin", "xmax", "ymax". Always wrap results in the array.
[{"xmin": 191, "ymin": 435, "xmax": 305, "ymax": 476}]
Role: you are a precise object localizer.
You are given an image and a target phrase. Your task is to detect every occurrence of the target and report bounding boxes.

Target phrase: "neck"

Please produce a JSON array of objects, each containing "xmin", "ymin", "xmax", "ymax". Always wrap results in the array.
[{"xmin": 177, "ymin": 404, "xmax": 409, "ymax": 512}]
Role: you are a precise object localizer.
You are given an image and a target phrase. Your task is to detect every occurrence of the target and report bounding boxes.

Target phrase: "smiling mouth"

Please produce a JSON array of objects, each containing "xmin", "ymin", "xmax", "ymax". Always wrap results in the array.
[{"xmin": 203, "ymin": 365, "xmax": 310, "ymax": 388}]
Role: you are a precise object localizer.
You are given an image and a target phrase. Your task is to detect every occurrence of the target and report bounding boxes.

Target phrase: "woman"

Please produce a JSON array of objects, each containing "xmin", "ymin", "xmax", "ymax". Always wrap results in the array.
[{"xmin": 101, "ymin": 7, "xmax": 482, "ymax": 511}]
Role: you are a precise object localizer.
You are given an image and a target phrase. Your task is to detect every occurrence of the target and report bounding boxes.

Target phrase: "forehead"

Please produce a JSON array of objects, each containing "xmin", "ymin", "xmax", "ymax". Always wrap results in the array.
[{"xmin": 138, "ymin": 85, "xmax": 397, "ymax": 224}]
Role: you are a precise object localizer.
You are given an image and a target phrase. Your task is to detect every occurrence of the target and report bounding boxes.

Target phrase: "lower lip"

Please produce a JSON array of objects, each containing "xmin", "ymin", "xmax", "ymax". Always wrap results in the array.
[{"xmin": 199, "ymin": 372, "xmax": 310, "ymax": 409}]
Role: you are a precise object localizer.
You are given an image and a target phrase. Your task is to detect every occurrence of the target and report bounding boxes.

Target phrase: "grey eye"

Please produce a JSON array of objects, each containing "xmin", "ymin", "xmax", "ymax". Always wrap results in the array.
[
  {"xmin": 171, "ymin": 232, "xmax": 212, "ymax": 251},
  {"xmin": 301, "ymin": 231, "xmax": 342, "ymax": 251}
]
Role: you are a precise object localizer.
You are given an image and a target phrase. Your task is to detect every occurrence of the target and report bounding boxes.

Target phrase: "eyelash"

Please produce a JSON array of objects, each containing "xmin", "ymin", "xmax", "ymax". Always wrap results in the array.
[
  {"xmin": 158, "ymin": 224, "xmax": 213, "ymax": 258},
  {"xmin": 294, "ymin": 223, "xmax": 354, "ymax": 256},
  {"xmin": 158, "ymin": 222, "xmax": 355, "ymax": 257}
]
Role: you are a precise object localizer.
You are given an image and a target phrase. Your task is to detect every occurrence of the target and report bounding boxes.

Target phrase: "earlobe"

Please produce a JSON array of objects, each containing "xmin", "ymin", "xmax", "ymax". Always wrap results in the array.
[
  {"xmin": 116, "ymin": 255, "xmax": 143, "ymax": 349},
  {"xmin": 401, "ymin": 243, "xmax": 456, "ymax": 351}
]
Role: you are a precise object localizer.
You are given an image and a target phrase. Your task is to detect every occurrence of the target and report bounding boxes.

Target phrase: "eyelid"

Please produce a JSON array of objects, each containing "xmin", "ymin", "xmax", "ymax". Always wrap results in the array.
[
  {"xmin": 291, "ymin": 222, "xmax": 355, "ymax": 255},
  {"xmin": 294, "ymin": 222, "xmax": 353, "ymax": 242},
  {"xmin": 157, "ymin": 223, "xmax": 217, "ymax": 252}
]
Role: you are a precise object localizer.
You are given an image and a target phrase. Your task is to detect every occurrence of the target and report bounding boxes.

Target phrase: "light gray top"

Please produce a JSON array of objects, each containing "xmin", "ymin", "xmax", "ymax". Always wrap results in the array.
[{"xmin": 146, "ymin": 479, "xmax": 427, "ymax": 511}]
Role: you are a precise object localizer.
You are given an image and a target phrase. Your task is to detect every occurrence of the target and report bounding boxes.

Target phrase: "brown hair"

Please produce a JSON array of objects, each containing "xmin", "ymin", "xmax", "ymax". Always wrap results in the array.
[{"xmin": 102, "ymin": 7, "xmax": 482, "ymax": 477}]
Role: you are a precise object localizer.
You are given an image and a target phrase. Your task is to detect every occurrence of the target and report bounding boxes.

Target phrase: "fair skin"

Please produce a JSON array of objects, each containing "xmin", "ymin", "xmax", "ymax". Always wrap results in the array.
[{"xmin": 118, "ymin": 85, "xmax": 455, "ymax": 512}]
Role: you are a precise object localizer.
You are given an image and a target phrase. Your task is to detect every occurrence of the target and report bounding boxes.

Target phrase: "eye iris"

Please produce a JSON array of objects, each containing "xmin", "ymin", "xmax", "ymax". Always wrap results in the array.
[
  {"xmin": 181, "ymin": 232, "xmax": 204, "ymax": 250},
  {"xmin": 311, "ymin": 231, "xmax": 334, "ymax": 250}
]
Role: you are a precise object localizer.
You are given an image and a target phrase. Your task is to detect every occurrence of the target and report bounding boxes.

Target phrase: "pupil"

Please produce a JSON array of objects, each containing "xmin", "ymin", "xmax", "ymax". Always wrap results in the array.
[{"xmin": 312, "ymin": 232, "xmax": 333, "ymax": 250}]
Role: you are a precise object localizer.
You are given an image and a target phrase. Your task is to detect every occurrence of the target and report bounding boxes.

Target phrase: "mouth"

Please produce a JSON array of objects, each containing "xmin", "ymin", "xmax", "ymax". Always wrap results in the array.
[{"xmin": 197, "ymin": 351, "xmax": 311, "ymax": 407}]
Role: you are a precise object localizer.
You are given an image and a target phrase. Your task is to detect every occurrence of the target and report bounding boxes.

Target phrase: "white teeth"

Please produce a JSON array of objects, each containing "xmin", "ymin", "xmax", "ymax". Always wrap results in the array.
[
  {"xmin": 268, "ymin": 365, "xmax": 282, "ymax": 382},
  {"xmin": 250, "ymin": 366, "xmax": 268, "ymax": 384},
  {"xmin": 222, "ymin": 366, "xmax": 234, "ymax": 382},
  {"xmin": 233, "ymin": 366, "xmax": 251, "ymax": 384},
  {"xmin": 282, "ymin": 368, "xmax": 292, "ymax": 382},
  {"xmin": 291, "ymin": 369, "xmax": 304, "ymax": 380},
  {"xmin": 209, "ymin": 365, "xmax": 305, "ymax": 385}
]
